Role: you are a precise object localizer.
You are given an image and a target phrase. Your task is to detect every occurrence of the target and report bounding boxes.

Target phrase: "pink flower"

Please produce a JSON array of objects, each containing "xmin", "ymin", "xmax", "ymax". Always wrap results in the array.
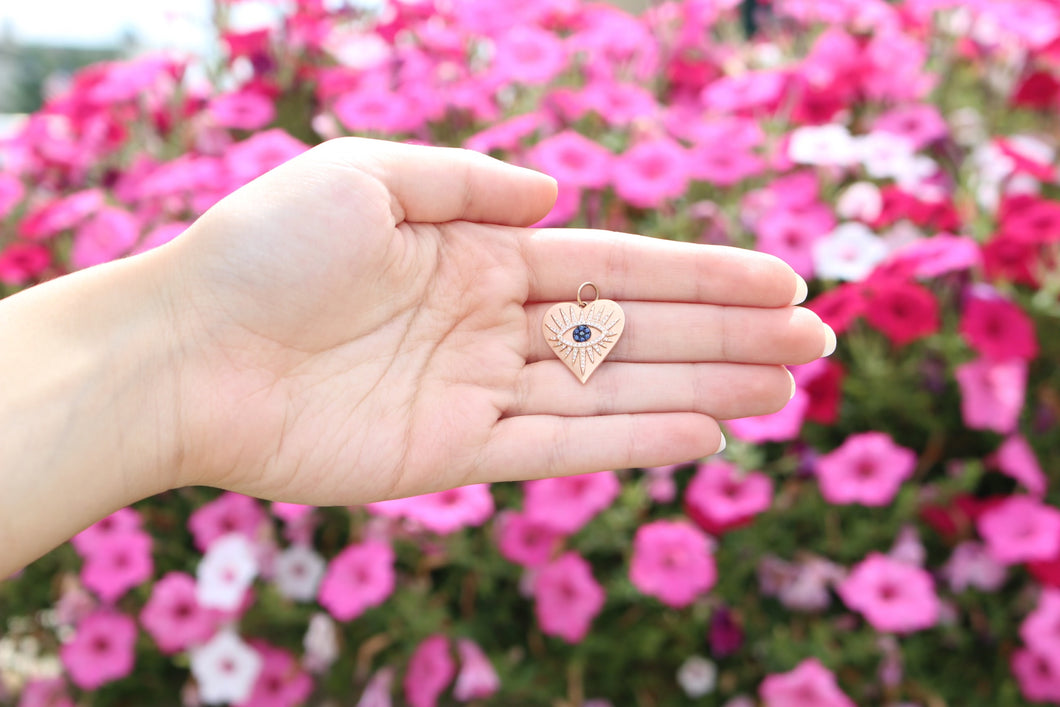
[
  {"xmin": 955, "ymin": 358, "xmax": 1027, "ymax": 434},
  {"xmin": 533, "ymin": 180, "xmax": 581, "ymax": 228},
  {"xmin": 224, "ymin": 129, "xmax": 309, "ymax": 185},
  {"xmin": 1012, "ymin": 647, "xmax": 1060, "ymax": 703},
  {"xmin": 237, "ymin": 642, "xmax": 313, "ymax": 707},
  {"xmin": 140, "ymin": 572, "xmax": 221, "ymax": 654},
  {"xmin": 188, "ymin": 492, "xmax": 268, "ymax": 552},
  {"xmin": 357, "ymin": 667, "xmax": 395, "ymax": 707},
  {"xmin": 941, "ymin": 541, "xmax": 1007, "ymax": 593},
  {"xmin": 630, "ymin": 520, "xmax": 716, "ymax": 608},
  {"xmin": 16, "ymin": 678, "xmax": 74, "ymax": 707},
  {"xmin": 318, "ymin": 539, "xmax": 395, "ymax": 621},
  {"xmin": 959, "ymin": 295, "xmax": 1038, "ymax": 362},
  {"xmin": 759, "ymin": 658, "xmax": 855, "ymax": 707},
  {"xmin": 886, "ymin": 234, "xmax": 981, "ymax": 278},
  {"xmin": 132, "ymin": 221, "xmax": 189, "ymax": 255},
  {"xmin": 725, "ymin": 389, "xmax": 810, "ymax": 443},
  {"xmin": 684, "ymin": 461, "xmax": 773, "ymax": 535},
  {"xmin": 523, "ymin": 471, "xmax": 620, "ymax": 535},
  {"xmin": 80, "ymin": 529, "xmax": 153, "ymax": 603},
  {"xmin": 72, "ymin": 508, "xmax": 142, "ymax": 555},
  {"xmin": 60, "ymin": 610, "xmax": 137, "ymax": 690},
  {"xmin": 490, "ymin": 26, "xmax": 567, "ymax": 85},
  {"xmin": 453, "ymin": 638, "xmax": 500, "ymax": 701},
  {"xmin": 612, "ymin": 138, "xmax": 690, "ymax": 209},
  {"xmin": 333, "ymin": 87, "xmax": 421, "ymax": 135},
  {"xmin": 527, "ymin": 131, "xmax": 613, "ymax": 189},
  {"xmin": 815, "ymin": 432, "xmax": 917, "ymax": 507},
  {"xmin": 18, "ymin": 190, "xmax": 104, "ymax": 240},
  {"xmin": 534, "ymin": 552, "xmax": 606, "ymax": 643},
  {"xmin": 0, "ymin": 242, "xmax": 50, "ymax": 286},
  {"xmin": 872, "ymin": 104, "xmax": 948, "ymax": 149},
  {"xmin": 690, "ymin": 142, "xmax": 767, "ymax": 187},
  {"xmin": 993, "ymin": 435, "xmax": 1047, "ymax": 497},
  {"xmin": 0, "ymin": 173, "xmax": 24, "ymax": 218},
  {"xmin": 1020, "ymin": 589, "xmax": 1060, "ymax": 652},
  {"xmin": 978, "ymin": 496, "xmax": 1060, "ymax": 564},
  {"xmin": 464, "ymin": 113, "xmax": 549, "ymax": 155},
  {"xmin": 753, "ymin": 205, "xmax": 836, "ymax": 279},
  {"xmin": 210, "ymin": 90, "xmax": 276, "ymax": 131},
  {"xmin": 563, "ymin": 82, "xmax": 660, "ymax": 126},
  {"xmin": 367, "ymin": 485, "xmax": 494, "ymax": 535},
  {"xmin": 702, "ymin": 70, "xmax": 788, "ymax": 114},
  {"xmin": 837, "ymin": 553, "xmax": 939, "ymax": 633},
  {"xmin": 404, "ymin": 635, "xmax": 455, "ymax": 707},
  {"xmin": 496, "ymin": 511, "xmax": 563, "ymax": 567}
]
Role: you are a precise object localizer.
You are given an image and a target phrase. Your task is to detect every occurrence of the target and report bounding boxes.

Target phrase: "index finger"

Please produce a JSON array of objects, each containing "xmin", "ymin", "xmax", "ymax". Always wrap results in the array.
[{"xmin": 521, "ymin": 229, "xmax": 806, "ymax": 307}]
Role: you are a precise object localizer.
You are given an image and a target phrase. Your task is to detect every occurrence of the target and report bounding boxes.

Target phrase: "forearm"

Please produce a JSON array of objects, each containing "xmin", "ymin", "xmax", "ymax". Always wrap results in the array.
[{"xmin": 0, "ymin": 251, "xmax": 182, "ymax": 576}]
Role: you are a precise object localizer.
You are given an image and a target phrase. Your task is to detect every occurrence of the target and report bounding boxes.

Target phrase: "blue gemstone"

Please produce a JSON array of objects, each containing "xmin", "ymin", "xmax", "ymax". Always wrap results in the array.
[{"xmin": 573, "ymin": 325, "xmax": 591, "ymax": 342}]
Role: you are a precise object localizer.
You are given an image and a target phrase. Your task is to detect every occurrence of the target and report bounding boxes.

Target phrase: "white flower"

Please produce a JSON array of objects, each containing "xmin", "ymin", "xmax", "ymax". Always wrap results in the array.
[
  {"xmin": 812, "ymin": 222, "xmax": 890, "ymax": 281},
  {"xmin": 196, "ymin": 534, "xmax": 258, "ymax": 610},
  {"xmin": 677, "ymin": 655, "xmax": 717, "ymax": 698},
  {"xmin": 856, "ymin": 132, "xmax": 918, "ymax": 179},
  {"xmin": 274, "ymin": 545, "xmax": 325, "ymax": 602},
  {"xmin": 190, "ymin": 630, "xmax": 263, "ymax": 705},
  {"xmin": 788, "ymin": 124, "xmax": 859, "ymax": 167},
  {"xmin": 836, "ymin": 182, "xmax": 883, "ymax": 222},
  {"xmin": 303, "ymin": 613, "xmax": 340, "ymax": 674},
  {"xmin": 892, "ymin": 154, "xmax": 938, "ymax": 191}
]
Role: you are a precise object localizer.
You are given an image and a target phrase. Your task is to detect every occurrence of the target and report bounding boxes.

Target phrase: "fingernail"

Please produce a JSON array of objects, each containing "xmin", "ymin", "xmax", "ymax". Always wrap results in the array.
[
  {"xmin": 715, "ymin": 433, "xmax": 727, "ymax": 455},
  {"xmin": 790, "ymin": 275, "xmax": 808, "ymax": 305},
  {"xmin": 787, "ymin": 368, "xmax": 796, "ymax": 400},
  {"xmin": 822, "ymin": 324, "xmax": 837, "ymax": 357}
]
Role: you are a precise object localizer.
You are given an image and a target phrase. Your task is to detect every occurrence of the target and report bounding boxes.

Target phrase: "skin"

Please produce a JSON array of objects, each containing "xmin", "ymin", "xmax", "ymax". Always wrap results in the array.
[{"xmin": 0, "ymin": 138, "xmax": 834, "ymax": 576}]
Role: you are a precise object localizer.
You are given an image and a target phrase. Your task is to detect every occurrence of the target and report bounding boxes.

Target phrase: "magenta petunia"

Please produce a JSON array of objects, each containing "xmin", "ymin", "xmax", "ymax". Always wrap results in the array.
[
  {"xmin": 453, "ymin": 638, "xmax": 500, "ymax": 701},
  {"xmin": 188, "ymin": 492, "xmax": 268, "ymax": 552},
  {"xmin": 612, "ymin": 138, "xmax": 690, "ymax": 209},
  {"xmin": 1020, "ymin": 589, "xmax": 1060, "ymax": 652},
  {"xmin": 684, "ymin": 461, "xmax": 773, "ymax": 535},
  {"xmin": 403, "ymin": 635, "xmax": 455, "ymax": 707},
  {"xmin": 978, "ymin": 496, "xmax": 1060, "ymax": 565},
  {"xmin": 630, "ymin": 520, "xmax": 716, "ymax": 608},
  {"xmin": 523, "ymin": 471, "xmax": 620, "ymax": 535},
  {"xmin": 140, "ymin": 572, "xmax": 221, "ymax": 654},
  {"xmin": 237, "ymin": 641, "xmax": 314, "ymax": 707},
  {"xmin": 60, "ymin": 610, "xmax": 138, "ymax": 690},
  {"xmin": 1012, "ymin": 647, "xmax": 1060, "ymax": 704},
  {"xmin": 16, "ymin": 678, "xmax": 75, "ymax": 707},
  {"xmin": 80, "ymin": 529, "xmax": 153, "ymax": 603},
  {"xmin": 72, "ymin": 507, "xmax": 142, "ymax": 557},
  {"xmin": 318, "ymin": 539, "xmax": 395, "ymax": 621},
  {"xmin": 959, "ymin": 294, "xmax": 1038, "ymax": 362},
  {"xmin": 490, "ymin": 25, "xmax": 568, "ymax": 85},
  {"xmin": 753, "ymin": 204, "xmax": 836, "ymax": 280},
  {"xmin": 367, "ymin": 484, "xmax": 494, "ymax": 535},
  {"xmin": 955, "ymin": 358, "xmax": 1027, "ymax": 434},
  {"xmin": 993, "ymin": 434, "xmax": 1047, "ymax": 497},
  {"xmin": 495, "ymin": 511, "xmax": 563, "ymax": 567},
  {"xmin": 527, "ymin": 130, "xmax": 613, "ymax": 189},
  {"xmin": 837, "ymin": 553, "xmax": 939, "ymax": 633},
  {"xmin": 209, "ymin": 90, "xmax": 276, "ymax": 131},
  {"xmin": 815, "ymin": 431, "xmax": 917, "ymax": 507},
  {"xmin": 533, "ymin": 552, "xmax": 606, "ymax": 643},
  {"xmin": 759, "ymin": 658, "xmax": 855, "ymax": 707},
  {"xmin": 0, "ymin": 242, "xmax": 51, "ymax": 286},
  {"xmin": 0, "ymin": 173, "xmax": 24, "ymax": 219}
]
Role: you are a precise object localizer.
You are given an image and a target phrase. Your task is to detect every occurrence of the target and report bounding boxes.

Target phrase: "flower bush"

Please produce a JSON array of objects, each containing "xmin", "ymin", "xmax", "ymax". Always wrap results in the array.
[{"xmin": 3, "ymin": 0, "xmax": 1060, "ymax": 704}]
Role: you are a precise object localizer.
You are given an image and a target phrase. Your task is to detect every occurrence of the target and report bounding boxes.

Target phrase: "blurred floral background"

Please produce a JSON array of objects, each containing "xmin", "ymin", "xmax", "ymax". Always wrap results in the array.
[{"xmin": 3, "ymin": 0, "xmax": 1060, "ymax": 704}]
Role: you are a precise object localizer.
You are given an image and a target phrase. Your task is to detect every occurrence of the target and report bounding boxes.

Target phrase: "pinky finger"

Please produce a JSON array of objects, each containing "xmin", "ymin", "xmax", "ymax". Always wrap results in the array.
[{"xmin": 472, "ymin": 413, "xmax": 724, "ymax": 484}]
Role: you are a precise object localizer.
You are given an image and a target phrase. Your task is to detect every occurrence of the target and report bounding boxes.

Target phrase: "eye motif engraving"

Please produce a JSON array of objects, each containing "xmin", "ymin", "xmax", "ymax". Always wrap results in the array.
[{"xmin": 543, "ymin": 301, "xmax": 625, "ymax": 382}]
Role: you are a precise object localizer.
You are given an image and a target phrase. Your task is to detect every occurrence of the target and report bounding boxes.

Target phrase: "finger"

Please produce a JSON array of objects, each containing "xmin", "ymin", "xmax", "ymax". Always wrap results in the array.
[
  {"xmin": 317, "ymin": 137, "xmax": 558, "ymax": 226},
  {"xmin": 508, "ymin": 361, "xmax": 793, "ymax": 419},
  {"xmin": 525, "ymin": 301, "xmax": 830, "ymax": 364},
  {"xmin": 521, "ymin": 229, "xmax": 805, "ymax": 307},
  {"xmin": 473, "ymin": 413, "xmax": 723, "ymax": 483}
]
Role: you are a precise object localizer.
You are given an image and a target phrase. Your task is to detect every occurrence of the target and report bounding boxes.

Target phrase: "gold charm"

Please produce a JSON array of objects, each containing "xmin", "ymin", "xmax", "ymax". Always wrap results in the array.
[{"xmin": 542, "ymin": 282, "xmax": 625, "ymax": 384}]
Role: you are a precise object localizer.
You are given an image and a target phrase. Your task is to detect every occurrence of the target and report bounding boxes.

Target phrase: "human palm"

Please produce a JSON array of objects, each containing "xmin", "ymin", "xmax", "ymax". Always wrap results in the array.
[{"xmin": 165, "ymin": 138, "xmax": 830, "ymax": 505}]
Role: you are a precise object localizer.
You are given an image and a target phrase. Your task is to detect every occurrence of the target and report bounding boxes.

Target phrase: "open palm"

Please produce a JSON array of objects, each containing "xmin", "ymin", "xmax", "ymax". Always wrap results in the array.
[{"xmin": 165, "ymin": 138, "xmax": 830, "ymax": 505}]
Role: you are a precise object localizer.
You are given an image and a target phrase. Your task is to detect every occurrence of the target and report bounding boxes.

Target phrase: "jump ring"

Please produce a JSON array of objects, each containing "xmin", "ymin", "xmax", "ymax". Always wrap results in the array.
[{"xmin": 576, "ymin": 281, "xmax": 599, "ymax": 308}]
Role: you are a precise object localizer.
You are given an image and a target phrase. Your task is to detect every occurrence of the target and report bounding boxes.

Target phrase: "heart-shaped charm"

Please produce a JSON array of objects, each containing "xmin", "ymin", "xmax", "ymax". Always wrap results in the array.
[{"xmin": 542, "ymin": 282, "xmax": 625, "ymax": 384}]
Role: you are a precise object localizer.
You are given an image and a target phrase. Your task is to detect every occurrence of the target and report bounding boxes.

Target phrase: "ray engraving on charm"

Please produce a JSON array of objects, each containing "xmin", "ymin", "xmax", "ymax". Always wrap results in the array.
[{"xmin": 542, "ymin": 282, "xmax": 625, "ymax": 384}]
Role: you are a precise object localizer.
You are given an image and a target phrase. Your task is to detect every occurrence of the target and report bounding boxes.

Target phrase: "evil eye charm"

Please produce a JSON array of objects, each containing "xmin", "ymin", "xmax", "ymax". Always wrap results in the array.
[{"xmin": 541, "ymin": 282, "xmax": 626, "ymax": 384}]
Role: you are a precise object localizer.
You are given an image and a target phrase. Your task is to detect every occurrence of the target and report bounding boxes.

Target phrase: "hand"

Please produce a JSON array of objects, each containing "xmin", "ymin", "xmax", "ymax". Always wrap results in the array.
[{"xmin": 163, "ymin": 138, "xmax": 832, "ymax": 504}]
